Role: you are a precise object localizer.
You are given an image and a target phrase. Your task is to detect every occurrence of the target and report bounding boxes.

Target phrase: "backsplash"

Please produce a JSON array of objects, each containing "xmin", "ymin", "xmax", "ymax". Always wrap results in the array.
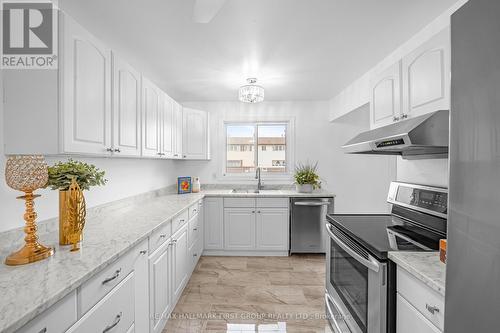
[{"xmin": 396, "ymin": 158, "xmax": 449, "ymax": 188}]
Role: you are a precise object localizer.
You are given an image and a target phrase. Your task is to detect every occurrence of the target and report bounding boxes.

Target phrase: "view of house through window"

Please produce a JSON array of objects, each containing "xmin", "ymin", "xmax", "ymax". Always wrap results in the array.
[{"xmin": 226, "ymin": 123, "xmax": 287, "ymax": 174}]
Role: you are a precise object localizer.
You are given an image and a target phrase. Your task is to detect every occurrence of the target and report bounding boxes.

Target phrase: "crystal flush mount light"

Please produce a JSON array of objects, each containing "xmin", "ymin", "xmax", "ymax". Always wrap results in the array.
[{"xmin": 238, "ymin": 78, "xmax": 264, "ymax": 103}]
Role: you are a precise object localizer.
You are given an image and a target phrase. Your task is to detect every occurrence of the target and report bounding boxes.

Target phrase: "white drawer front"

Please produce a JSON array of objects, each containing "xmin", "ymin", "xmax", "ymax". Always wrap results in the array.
[
  {"xmin": 172, "ymin": 209, "xmax": 189, "ymax": 234},
  {"xmin": 79, "ymin": 247, "xmax": 136, "ymax": 315},
  {"xmin": 18, "ymin": 290, "xmax": 77, "ymax": 333},
  {"xmin": 224, "ymin": 197, "xmax": 256, "ymax": 208},
  {"xmin": 68, "ymin": 272, "xmax": 135, "ymax": 333},
  {"xmin": 189, "ymin": 202, "xmax": 199, "ymax": 219},
  {"xmin": 397, "ymin": 294, "xmax": 441, "ymax": 333},
  {"xmin": 149, "ymin": 221, "xmax": 172, "ymax": 254},
  {"xmin": 188, "ymin": 214, "xmax": 200, "ymax": 248},
  {"xmin": 256, "ymin": 197, "xmax": 289, "ymax": 208},
  {"xmin": 397, "ymin": 267, "xmax": 444, "ymax": 330}
]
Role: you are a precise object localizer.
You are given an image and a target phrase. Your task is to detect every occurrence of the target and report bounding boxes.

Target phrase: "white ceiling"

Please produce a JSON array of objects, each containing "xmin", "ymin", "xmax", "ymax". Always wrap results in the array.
[{"xmin": 59, "ymin": 0, "xmax": 459, "ymax": 102}]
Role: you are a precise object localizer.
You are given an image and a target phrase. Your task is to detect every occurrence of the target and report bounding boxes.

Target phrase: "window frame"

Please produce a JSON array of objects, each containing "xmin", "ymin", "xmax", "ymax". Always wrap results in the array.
[{"xmin": 219, "ymin": 118, "xmax": 295, "ymax": 181}]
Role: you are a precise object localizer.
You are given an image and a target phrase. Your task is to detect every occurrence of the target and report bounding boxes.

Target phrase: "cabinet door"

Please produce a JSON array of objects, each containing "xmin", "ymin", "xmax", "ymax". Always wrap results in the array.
[
  {"xmin": 172, "ymin": 102, "xmax": 183, "ymax": 159},
  {"xmin": 397, "ymin": 294, "xmax": 441, "ymax": 333},
  {"xmin": 204, "ymin": 198, "xmax": 224, "ymax": 250},
  {"xmin": 133, "ymin": 242, "xmax": 149, "ymax": 333},
  {"xmin": 256, "ymin": 208, "xmax": 289, "ymax": 251},
  {"xmin": 149, "ymin": 241, "xmax": 173, "ymax": 333},
  {"xmin": 402, "ymin": 27, "xmax": 450, "ymax": 118},
  {"xmin": 172, "ymin": 224, "xmax": 189, "ymax": 302},
  {"xmin": 160, "ymin": 94, "xmax": 174, "ymax": 158},
  {"xmin": 142, "ymin": 77, "xmax": 161, "ymax": 157},
  {"xmin": 224, "ymin": 208, "xmax": 256, "ymax": 250},
  {"xmin": 112, "ymin": 52, "xmax": 141, "ymax": 157},
  {"xmin": 370, "ymin": 61, "xmax": 402, "ymax": 129},
  {"xmin": 183, "ymin": 108, "xmax": 208, "ymax": 159},
  {"xmin": 61, "ymin": 15, "xmax": 112, "ymax": 155}
]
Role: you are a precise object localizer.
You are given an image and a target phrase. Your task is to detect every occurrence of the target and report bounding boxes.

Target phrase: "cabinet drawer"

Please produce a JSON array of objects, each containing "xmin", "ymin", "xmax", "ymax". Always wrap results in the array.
[
  {"xmin": 224, "ymin": 197, "xmax": 256, "ymax": 208},
  {"xmin": 188, "ymin": 214, "xmax": 200, "ymax": 248},
  {"xmin": 149, "ymin": 221, "xmax": 172, "ymax": 254},
  {"xmin": 189, "ymin": 202, "xmax": 200, "ymax": 219},
  {"xmin": 172, "ymin": 209, "xmax": 189, "ymax": 234},
  {"xmin": 397, "ymin": 267, "xmax": 444, "ymax": 330},
  {"xmin": 79, "ymin": 245, "xmax": 136, "ymax": 315},
  {"xmin": 397, "ymin": 294, "xmax": 441, "ymax": 333},
  {"xmin": 17, "ymin": 290, "xmax": 77, "ymax": 333},
  {"xmin": 68, "ymin": 272, "xmax": 135, "ymax": 333},
  {"xmin": 256, "ymin": 197, "xmax": 289, "ymax": 208}
]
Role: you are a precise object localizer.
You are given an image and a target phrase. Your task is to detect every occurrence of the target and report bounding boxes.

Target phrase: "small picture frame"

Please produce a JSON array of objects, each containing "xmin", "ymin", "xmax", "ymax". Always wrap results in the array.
[{"xmin": 178, "ymin": 177, "xmax": 192, "ymax": 194}]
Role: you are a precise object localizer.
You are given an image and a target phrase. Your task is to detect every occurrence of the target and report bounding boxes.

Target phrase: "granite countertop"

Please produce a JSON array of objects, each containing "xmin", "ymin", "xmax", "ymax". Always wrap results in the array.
[
  {"xmin": 0, "ymin": 187, "xmax": 335, "ymax": 332},
  {"xmin": 388, "ymin": 252, "xmax": 446, "ymax": 297},
  {"xmin": 201, "ymin": 189, "xmax": 335, "ymax": 197}
]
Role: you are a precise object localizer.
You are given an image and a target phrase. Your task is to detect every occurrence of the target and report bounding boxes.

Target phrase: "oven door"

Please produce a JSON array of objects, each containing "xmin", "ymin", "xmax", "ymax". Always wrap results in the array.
[{"xmin": 325, "ymin": 223, "xmax": 387, "ymax": 333}]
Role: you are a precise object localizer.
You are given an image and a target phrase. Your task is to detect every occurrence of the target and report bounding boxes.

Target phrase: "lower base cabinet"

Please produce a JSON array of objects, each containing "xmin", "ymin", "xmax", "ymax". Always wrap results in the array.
[
  {"xmin": 256, "ymin": 208, "xmax": 289, "ymax": 250},
  {"xmin": 397, "ymin": 294, "xmax": 440, "ymax": 333},
  {"xmin": 172, "ymin": 223, "xmax": 189, "ymax": 302}
]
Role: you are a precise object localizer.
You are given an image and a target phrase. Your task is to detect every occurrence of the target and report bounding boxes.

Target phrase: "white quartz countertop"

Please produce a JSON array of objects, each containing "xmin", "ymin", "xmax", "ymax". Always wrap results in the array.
[
  {"xmin": 388, "ymin": 252, "xmax": 446, "ymax": 297},
  {"xmin": 0, "ymin": 188, "xmax": 333, "ymax": 333}
]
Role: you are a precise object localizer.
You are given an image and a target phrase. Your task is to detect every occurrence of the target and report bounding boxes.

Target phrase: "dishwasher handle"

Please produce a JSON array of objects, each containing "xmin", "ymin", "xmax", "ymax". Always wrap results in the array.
[{"xmin": 294, "ymin": 201, "xmax": 330, "ymax": 207}]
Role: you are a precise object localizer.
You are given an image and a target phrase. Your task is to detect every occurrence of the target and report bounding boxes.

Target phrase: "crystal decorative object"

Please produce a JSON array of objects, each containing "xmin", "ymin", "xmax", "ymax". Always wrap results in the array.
[
  {"xmin": 4, "ymin": 155, "xmax": 54, "ymax": 265},
  {"xmin": 239, "ymin": 78, "xmax": 265, "ymax": 103}
]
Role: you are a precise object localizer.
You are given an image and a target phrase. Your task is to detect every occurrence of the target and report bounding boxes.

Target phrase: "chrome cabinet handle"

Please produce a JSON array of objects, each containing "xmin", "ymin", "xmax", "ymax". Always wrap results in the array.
[
  {"xmin": 294, "ymin": 201, "xmax": 330, "ymax": 206},
  {"xmin": 102, "ymin": 312, "xmax": 122, "ymax": 333},
  {"xmin": 106, "ymin": 148, "xmax": 113, "ymax": 152},
  {"xmin": 172, "ymin": 239, "xmax": 177, "ymax": 243},
  {"xmin": 193, "ymin": 253, "xmax": 198, "ymax": 257},
  {"xmin": 37, "ymin": 328, "xmax": 47, "ymax": 333},
  {"xmin": 193, "ymin": 228, "xmax": 198, "ymax": 231},
  {"xmin": 183, "ymin": 155, "xmax": 187, "ymax": 158},
  {"xmin": 114, "ymin": 148, "xmax": 121, "ymax": 153},
  {"xmin": 401, "ymin": 113, "xmax": 408, "ymax": 119},
  {"xmin": 139, "ymin": 250, "xmax": 147, "ymax": 255},
  {"xmin": 426, "ymin": 304, "xmax": 440, "ymax": 315},
  {"xmin": 257, "ymin": 210, "xmax": 261, "ymax": 213},
  {"xmin": 102, "ymin": 269, "xmax": 121, "ymax": 285},
  {"xmin": 325, "ymin": 223, "xmax": 380, "ymax": 272},
  {"xmin": 393, "ymin": 116, "xmax": 400, "ymax": 122},
  {"xmin": 159, "ymin": 234, "xmax": 167, "ymax": 238}
]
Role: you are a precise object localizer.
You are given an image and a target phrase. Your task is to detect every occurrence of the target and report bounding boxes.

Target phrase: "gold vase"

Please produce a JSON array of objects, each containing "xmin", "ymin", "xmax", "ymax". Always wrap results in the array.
[{"xmin": 59, "ymin": 187, "xmax": 86, "ymax": 247}]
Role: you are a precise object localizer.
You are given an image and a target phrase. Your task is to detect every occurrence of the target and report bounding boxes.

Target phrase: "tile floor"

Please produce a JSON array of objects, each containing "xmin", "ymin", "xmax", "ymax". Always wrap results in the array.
[{"xmin": 163, "ymin": 255, "xmax": 333, "ymax": 333}]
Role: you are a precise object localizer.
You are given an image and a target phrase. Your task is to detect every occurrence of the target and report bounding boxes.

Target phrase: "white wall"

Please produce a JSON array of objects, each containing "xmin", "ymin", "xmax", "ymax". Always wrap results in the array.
[
  {"xmin": 0, "ymin": 71, "xmax": 179, "ymax": 233},
  {"xmin": 396, "ymin": 158, "xmax": 449, "ymax": 188},
  {"xmin": 182, "ymin": 101, "xmax": 395, "ymax": 214}
]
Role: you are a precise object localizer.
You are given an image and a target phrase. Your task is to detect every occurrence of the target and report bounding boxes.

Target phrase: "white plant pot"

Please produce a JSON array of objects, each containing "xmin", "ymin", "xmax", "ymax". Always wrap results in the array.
[{"xmin": 296, "ymin": 184, "xmax": 313, "ymax": 193}]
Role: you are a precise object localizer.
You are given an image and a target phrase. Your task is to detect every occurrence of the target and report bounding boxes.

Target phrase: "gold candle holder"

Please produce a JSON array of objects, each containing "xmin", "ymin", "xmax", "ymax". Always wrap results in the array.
[{"xmin": 4, "ymin": 155, "xmax": 54, "ymax": 266}]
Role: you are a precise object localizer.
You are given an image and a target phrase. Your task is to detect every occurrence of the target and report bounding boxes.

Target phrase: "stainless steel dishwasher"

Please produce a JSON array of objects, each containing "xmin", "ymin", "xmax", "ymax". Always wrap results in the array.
[{"xmin": 290, "ymin": 197, "xmax": 334, "ymax": 254}]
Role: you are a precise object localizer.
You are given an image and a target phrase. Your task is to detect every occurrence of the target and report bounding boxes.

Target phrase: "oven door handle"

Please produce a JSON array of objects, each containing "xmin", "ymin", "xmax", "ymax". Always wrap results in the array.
[
  {"xmin": 325, "ymin": 293, "xmax": 352, "ymax": 333},
  {"xmin": 325, "ymin": 223, "xmax": 380, "ymax": 272},
  {"xmin": 294, "ymin": 201, "xmax": 330, "ymax": 206}
]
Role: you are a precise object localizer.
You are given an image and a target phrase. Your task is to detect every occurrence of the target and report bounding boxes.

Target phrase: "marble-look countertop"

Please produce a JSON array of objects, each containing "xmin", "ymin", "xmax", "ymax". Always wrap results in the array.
[
  {"xmin": 0, "ymin": 187, "xmax": 334, "ymax": 333},
  {"xmin": 202, "ymin": 189, "xmax": 335, "ymax": 197},
  {"xmin": 388, "ymin": 252, "xmax": 446, "ymax": 297}
]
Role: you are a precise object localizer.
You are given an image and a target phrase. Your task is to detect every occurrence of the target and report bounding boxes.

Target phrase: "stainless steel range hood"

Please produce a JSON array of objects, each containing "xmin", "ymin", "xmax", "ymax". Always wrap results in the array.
[{"xmin": 342, "ymin": 110, "xmax": 449, "ymax": 159}]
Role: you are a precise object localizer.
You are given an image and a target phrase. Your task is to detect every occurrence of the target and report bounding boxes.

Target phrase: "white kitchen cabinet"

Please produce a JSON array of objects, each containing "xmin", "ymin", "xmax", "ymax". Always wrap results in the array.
[
  {"xmin": 60, "ymin": 14, "xmax": 112, "ymax": 155},
  {"xmin": 67, "ymin": 273, "xmax": 135, "ymax": 333},
  {"xmin": 204, "ymin": 198, "xmax": 224, "ymax": 250},
  {"xmin": 111, "ymin": 52, "xmax": 142, "ymax": 157},
  {"xmin": 149, "ymin": 238, "xmax": 174, "ymax": 333},
  {"xmin": 397, "ymin": 294, "xmax": 441, "ymax": 333},
  {"xmin": 142, "ymin": 77, "xmax": 161, "ymax": 158},
  {"xmin": 256, "ymin": 208, "xmax": 289, "ymax": 251},
  {"xmin": 172, "ymin": 101, "xmax": 184, "ymax": 159},
  {"xmin": 17, "ymin": 291, "xmax": 77, "ymax": 333},
  {"xmin": 160, "ymin": 94, "xmax": 174, "ymax": 158},
  {"xmin": 133, "ymin": 242, "xmax": 149, "ymax": 333},
  {"xmin": 402, "ymin": 27, "xmax": 450, "ymax": 119},
  {"xmin": 172, "ymin": 224, "xmax": 189, "ymax": 302},
  {"xmin": 370, "ymin": 61, "xmax": 402, "ymax": 129},
  {"xmin": 224, "ymin": 208, "xmax": 256, "ymax": 250},
  {"xmin": 182, "ymin": 108, "xmax": 209, "ymax": 160}
]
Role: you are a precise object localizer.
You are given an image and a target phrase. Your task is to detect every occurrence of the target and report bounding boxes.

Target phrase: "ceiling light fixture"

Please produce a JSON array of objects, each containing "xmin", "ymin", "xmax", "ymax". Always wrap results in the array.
[{"xmin": 238, "ymin": 78, "xmax": 264, "ymax": 103}]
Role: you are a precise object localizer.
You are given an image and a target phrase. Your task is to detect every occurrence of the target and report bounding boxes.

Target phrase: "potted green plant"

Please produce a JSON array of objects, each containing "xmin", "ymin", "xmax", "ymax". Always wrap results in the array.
[
  {"xmin": 294, "ymin": 162, "xmax": 321, "ymax": 193},
  {"xmin": 46, "ymin": 159, "xmax": 107, "ymax": 245}
]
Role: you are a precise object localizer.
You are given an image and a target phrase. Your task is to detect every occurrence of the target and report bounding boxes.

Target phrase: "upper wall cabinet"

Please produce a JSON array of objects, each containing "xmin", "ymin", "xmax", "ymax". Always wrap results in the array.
[
  {"xmin": 160, "ymin": 94, "xmax": 174, "ymax": 158},
  {"xmin": 182, "ymin": 108, "xmax": 209, "ymax": 160},
  {"xmin": 141, "ymin": 77, "xmax": 161, "ymax": 158},
  {"xmin": 370, "ymin": 61, "xmax": 402, "ymax": 129},
  {"xmin": 402, "ymin": 27, "xmax": 451, "ymax": 119},
  {"xmin": 112, "ymin": 52, "xmax": 142, "ymax": 157},
  {"xmin": 172, "ymin": 101, "xmax": 183, "ymax": 159}
]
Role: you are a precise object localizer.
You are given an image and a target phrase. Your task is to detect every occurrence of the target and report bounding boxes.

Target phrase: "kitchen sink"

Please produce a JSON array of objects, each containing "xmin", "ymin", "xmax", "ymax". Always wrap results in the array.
[{"xmin": 230, "ymin": 189, "xmax": 260, "ymax": 194}]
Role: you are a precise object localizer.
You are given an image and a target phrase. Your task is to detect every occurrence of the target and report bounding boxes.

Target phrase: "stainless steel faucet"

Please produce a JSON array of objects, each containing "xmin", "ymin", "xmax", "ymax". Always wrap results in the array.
[{"xmin": 255, "ymin": 167, "xmax": 263, "ymax": 191}]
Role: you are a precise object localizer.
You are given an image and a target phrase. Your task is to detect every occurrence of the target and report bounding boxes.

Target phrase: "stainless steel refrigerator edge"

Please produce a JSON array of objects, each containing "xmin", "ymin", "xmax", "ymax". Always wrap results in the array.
[{"xmin": 446, "ymin": 1, "xmax": 500, "ymax": 332}]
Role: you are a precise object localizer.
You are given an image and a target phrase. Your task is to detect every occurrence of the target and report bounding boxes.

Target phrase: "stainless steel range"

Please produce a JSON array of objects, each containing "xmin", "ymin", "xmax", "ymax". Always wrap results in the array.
[{"xmin": 325, "ymin": 182, "xmax": 447, "ymax": 333}]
